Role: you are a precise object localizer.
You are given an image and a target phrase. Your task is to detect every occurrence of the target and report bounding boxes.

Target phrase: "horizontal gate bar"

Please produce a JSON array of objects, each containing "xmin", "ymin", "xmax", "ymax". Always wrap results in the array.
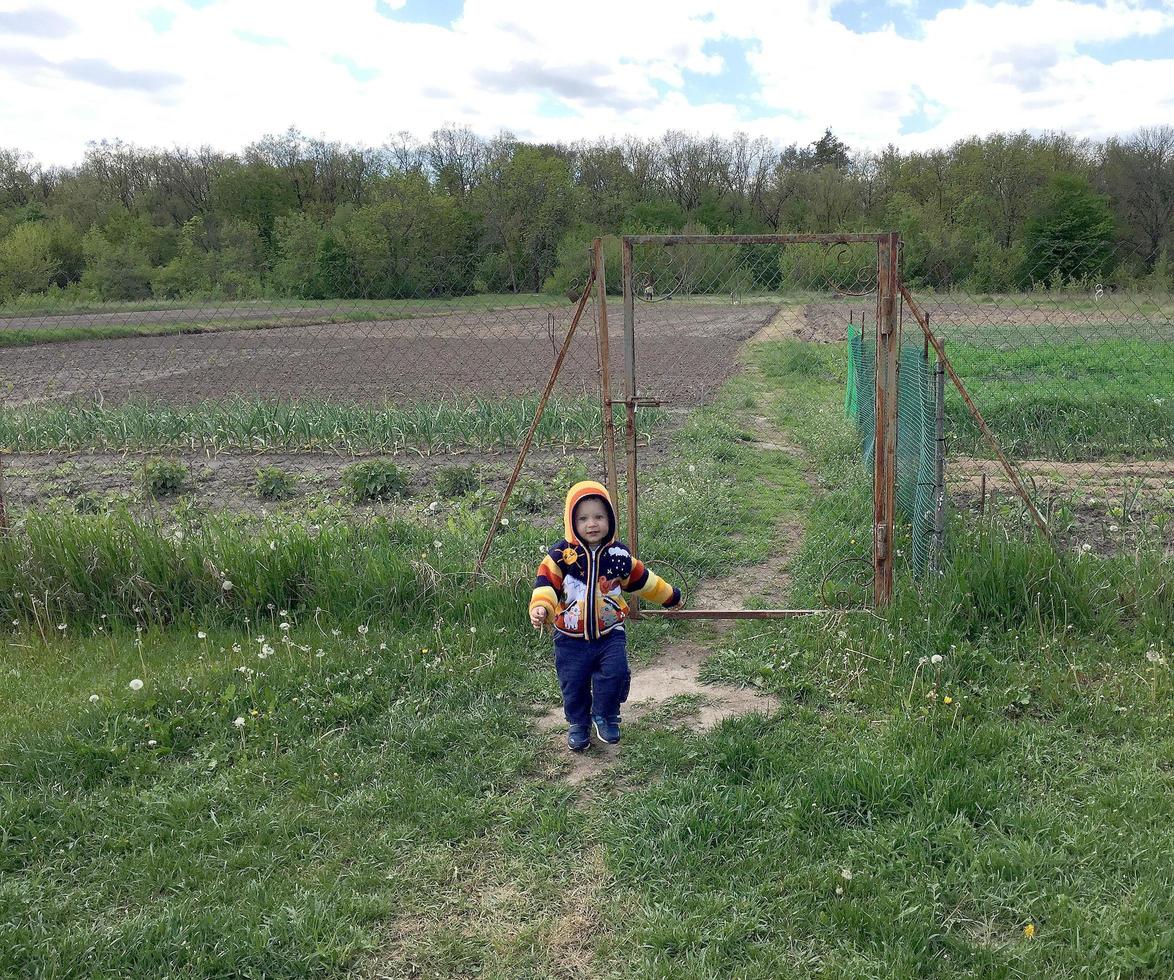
[
  {"xmin": 639, "ymin": 608, "xmax": 838, "ymax": 619},
  {"xmin": 624, "ymin": 233, "xmax": 892, "ymax": 246}
]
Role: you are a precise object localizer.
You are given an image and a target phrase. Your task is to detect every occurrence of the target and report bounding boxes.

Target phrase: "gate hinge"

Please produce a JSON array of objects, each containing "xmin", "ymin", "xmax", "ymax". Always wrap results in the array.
[{"xmin": 874, "ymin": 523, "xmax": 888, "ymax": 561}]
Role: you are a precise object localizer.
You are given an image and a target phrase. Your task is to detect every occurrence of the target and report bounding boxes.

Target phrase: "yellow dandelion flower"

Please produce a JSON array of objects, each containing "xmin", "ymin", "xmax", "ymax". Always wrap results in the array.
[
  {"xmin": 1024, "ymin": 923, "xmax": 1035, "ymax": 939},
  {"xmin": 943, "ymin": 696, "xmax": 953, "ymax": 705}
]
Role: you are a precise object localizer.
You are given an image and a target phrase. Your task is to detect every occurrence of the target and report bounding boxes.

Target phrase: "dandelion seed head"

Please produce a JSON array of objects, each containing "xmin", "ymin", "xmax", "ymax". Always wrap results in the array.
[
  {"xmin": 930, "ymin": 654, "xmax": 943, "ymax": 665},
  {"xmin": 88, "ymin": 694, "xmax": 99, "ymax": 703},
  {"xmin": 197, "ymin": 630, "xmax": 207, "ymax": 639},
  {"xmin": 222, "ymin": 580, "xmax": 233, "ymax": 592},
  {"xmin": 233, "ymin": 716, "xmax": 246, "ymax": 728},
  {"xmin": 129, "ymin": 678, "xmax": 144, "ymax": 691}
]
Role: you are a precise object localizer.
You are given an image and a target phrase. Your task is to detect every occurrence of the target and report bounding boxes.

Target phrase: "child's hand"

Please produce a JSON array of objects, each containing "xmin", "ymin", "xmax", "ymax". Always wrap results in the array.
[{"xmin": 529, "ymin": 606, "xmax": 548, "ymax": 629}]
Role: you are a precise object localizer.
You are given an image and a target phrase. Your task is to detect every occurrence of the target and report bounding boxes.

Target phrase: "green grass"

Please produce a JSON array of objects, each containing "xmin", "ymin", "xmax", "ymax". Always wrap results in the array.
[
  {"xmin": 946, "ymin": 340, "xmax": 1174, "ymax": 461},
  {"xmin": 0, "ymin": 397, "xmax": 661, "ymax": 454},
  {"xmin": 2, "ymin": 337, "xmax": 1173, "ymax": 977},
  {"xmin": 0, "ymin": 292, "xmax": 571, "ymax": 318}
]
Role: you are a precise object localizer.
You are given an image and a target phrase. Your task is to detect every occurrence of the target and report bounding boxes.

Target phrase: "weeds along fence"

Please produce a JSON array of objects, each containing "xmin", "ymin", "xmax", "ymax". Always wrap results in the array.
[{"xmin": 0, "ymin": 229, "xmax": 1170, "ymax": 603}]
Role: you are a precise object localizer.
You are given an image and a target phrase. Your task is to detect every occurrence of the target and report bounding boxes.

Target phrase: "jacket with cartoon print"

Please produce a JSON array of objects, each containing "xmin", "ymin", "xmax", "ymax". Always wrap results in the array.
[{"xmin": 529, "ymin": 481, "xmax": 681, "ymax": 640}]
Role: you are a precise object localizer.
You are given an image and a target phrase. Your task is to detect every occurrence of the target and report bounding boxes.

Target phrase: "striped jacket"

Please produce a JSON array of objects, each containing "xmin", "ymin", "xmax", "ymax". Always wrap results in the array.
[{"xmin": 529, "ymin": 481, "xmax": 680, "ymax": 641}]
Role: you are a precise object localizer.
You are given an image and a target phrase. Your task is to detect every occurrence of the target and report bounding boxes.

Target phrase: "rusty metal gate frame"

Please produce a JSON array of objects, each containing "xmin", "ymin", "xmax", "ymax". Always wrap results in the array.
[{"xmin": 616, "ymin": 232, "xmax": 903, "ymax": 616}]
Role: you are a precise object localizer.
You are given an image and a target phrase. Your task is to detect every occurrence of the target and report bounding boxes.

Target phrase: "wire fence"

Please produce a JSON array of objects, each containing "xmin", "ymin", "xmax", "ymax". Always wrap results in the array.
[{"xmin": 0, "ymin": 233, "xmax": 1169, "ymax": 599}]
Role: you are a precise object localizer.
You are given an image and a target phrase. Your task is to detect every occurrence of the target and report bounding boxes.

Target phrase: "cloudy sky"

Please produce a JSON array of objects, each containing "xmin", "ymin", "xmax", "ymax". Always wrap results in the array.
[{"xmin": 1, "ymin": 0, "xmax": 1172, "ymax": 165}]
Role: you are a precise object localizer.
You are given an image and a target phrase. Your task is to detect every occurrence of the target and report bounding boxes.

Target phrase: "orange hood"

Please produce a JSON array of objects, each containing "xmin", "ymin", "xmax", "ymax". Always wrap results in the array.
[{"xmin": 563, "ymin": 480, "xmax": 617, "ymax": 547}]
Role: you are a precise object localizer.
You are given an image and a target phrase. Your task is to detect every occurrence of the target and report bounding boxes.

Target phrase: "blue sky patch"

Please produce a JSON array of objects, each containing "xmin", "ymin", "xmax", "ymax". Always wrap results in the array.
[
  {"xmin": 144, "ymin": 8, "xmax": 175, "ymax": 34},
  {"xmin": 682, "ymin": 37, "xmax": 767, "ymax": 116},
  {"xmin": 181, "ymin": 0, "xmax": 218, "ymax": 9},
  {"xmin": 537, "ymin": 94, "xmax": 577, "ymax": 118},
  {"xmin": 1076, "ymin": 28, "xmax": 1174, "ymax": 64},
  {"xmin": 376, "ymin": 0, "xmax": 464, "ymax": 28},
  {"xmin": 235, "ymin": 29, "xmax": 286, "ymax": 47},
  {"xmin": 331, "ymin": 54, "xmax": 379, "ymax": 82}
]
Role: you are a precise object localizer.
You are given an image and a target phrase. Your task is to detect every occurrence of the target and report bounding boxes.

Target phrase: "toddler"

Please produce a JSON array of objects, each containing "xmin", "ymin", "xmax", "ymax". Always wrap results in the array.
[{"xmin": 529, "ymin": 480, "xmax": 681, "ymax": 751}]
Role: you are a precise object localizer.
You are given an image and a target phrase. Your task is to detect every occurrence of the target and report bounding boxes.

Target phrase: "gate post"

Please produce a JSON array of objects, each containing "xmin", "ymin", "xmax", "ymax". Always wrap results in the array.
[
  {"xmin": 874, "ymin": 232, "xmax": 900, "ymax": 605},
  {"xmin": 593, "ymin": 239, "xmax": 620, "ymax": 509}
]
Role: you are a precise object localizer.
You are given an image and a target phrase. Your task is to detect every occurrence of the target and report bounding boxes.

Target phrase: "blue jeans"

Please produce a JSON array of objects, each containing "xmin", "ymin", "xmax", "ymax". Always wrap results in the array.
[{"xmin": 553, "ymin": 630, "xmax": 631, "ymax": 727}]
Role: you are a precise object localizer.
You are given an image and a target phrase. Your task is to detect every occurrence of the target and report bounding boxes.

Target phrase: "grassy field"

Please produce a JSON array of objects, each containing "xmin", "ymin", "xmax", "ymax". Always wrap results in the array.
[
  {"xmin": 2, "ymin": 341, "xmax": 1172, "ymax": 977},
  {"xmin": 944, "ymin": 339, "xmax": 1174, "ymax": 461}
]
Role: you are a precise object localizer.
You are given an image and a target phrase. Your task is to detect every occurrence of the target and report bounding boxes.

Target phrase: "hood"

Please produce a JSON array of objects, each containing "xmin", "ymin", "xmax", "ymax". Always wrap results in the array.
[{"xmin": 563, "ymin": 480, "xmax": 617, "ymax": 547}]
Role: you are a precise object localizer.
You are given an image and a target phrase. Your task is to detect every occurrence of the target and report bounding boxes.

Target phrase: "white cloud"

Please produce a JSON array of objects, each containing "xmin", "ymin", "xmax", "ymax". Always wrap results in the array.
[{"xmin": 0, "ymin": 0, "xmax": 1170, "ymax": 164}]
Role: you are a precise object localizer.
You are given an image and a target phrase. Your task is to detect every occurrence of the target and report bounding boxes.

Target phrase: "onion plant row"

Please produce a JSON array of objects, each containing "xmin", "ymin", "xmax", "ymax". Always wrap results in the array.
[{"xmin": 0, "ymin": 397, "xmax": 658, "ymax": 453}]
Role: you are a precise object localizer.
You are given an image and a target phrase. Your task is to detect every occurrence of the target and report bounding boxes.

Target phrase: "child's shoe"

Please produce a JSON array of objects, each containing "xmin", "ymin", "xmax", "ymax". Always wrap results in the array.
[
  {"xmin": 591, "ymin": 714, "xmax": 621, "ymax": 744},
  {"xmin": 566, "ymin": 724, "xmax": 590, "ymax": 752}
]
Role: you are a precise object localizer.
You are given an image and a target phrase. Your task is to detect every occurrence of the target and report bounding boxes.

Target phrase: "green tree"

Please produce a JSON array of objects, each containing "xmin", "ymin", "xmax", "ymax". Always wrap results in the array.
[
  {"xmin": 472, "ymin": 146, "xmax": 574, "ymax": 292},
  {"xmin": 1019, "ymin": 174, "xmax": 1115, "ymax": 287},
  {"xmin": 80, "ymin": 227, "xmax": 153, "ymax": 300},
  {"xmin": 0, "ymin": 221, "xmax": 59, "ymax": 298}
]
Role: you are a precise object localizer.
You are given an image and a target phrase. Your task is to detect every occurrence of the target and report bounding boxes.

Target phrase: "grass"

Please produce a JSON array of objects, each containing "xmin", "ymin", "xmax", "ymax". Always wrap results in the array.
[
  {"xmin": 0, "ymin": 397, "xmax": 661, "ymax": 454},
  {"xmin": 2, "ymin": 337, "xmax": 1172, "ymax": 976},
  {"xmin": 946, "ymin": 340, "xmax": 1174, "ymax": 461}
]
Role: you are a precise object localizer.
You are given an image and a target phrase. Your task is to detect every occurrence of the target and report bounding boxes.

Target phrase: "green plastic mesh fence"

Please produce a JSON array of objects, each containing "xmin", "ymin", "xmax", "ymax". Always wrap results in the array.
[{"xmin": 847, "ymin": 324, "xmax": 945, "ymax": 575}]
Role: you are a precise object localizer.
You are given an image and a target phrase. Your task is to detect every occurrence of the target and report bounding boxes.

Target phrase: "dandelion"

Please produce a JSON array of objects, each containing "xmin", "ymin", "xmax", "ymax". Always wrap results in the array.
[
  {"xmin": 269, "ymin": 541, "xmax": 277, "ymax": 551},
  {"xmin": 147, "ymin": 739, "xmax": 157, "ymax": 747},
  {"xmin": 469, "ymin": 626, "xmax": 477, "ymax": 634},
  {"xmin": 428, "ymin": 501, "xmax": 440, "ymax": 513},
  {"xmin": 129, "ymin": 678, "xmax": 144, "ymax": 691},
  {"xmin": 57, "ymin": 623, "xmax": 66, "ymax": 632},
  {"xmin": 379, "ymin": 642, "xmax": 387, "ymax": 650},
  {"xmin": 835, "ymin": 885, "xmax": 844, "ymax": 896},
  {"xmin": 918, "ymin": 656, "xmax": 928, "ymax": 666},
  {"xmin": 279, "ymin": 610, "xmax": 288, "ymax": 617},
  {"xmin": 331, "ymin": 628, "xmax": 341, "ymax": 637},
  {"xmin": 930, "ymin": 654, "xmax": 943, "ymax": 665},
  {"xmin": 1145, "ymin": 649, "xmax": 1167, "ymax": 666},
  {"xmin": 1023, "ymin": 923, "xmax": 1036, "ymax": 939},
  {"xmin": 88, "ymin": 694, "xmax": 99, "ymax": 704},
  {"xmin": 260, "ymin": 644, "xmax": 274, "ymax": 657},
  {"xmin": 358, "ymin": 624, "xmax": 369, "ymax": 635},
  {"xmin": 840, "ymin": 868, "xmax": 853, "ymax": 880},
  {"xmin": 943, "ymin": 696, "xmax": 953, "ymax": 705},
  {"xmin": 222, "ymin": 580, "xmax": 234, "ymax": 592},
  {"xmin": 232, "ymin": 643, "xmax": 242, "ymax": 654},
  {"xmin": 433, "ymin": 540, "xmax": 442, "ymax": 549},
  {"xmin": 279, "ymin": 622, "xmax": 291, "ymax": 632},
  {"xmin": 1081, "ymin": 543, "xmax": 1092, "ymax": 553},
  {"xmin": 233, "ymin": 716, "xmax": 246, "ymax": 729},
  {"xmin": 1109, "ymin": 524, "xmax": 1119, "ymax": 532},
  {"xmin": 249, "ymin": 708, "xmax": 259, "ymax": 717},
  {"xmin": 197, "ymin": 630, "xmax": 207, "ymax": 639},
  {"xmin": 500, "ymin": 517, "xmax": 509, "ymax": 526}
]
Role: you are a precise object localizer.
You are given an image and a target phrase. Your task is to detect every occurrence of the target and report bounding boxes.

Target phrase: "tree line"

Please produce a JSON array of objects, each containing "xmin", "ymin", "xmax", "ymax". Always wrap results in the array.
[{"xmin": 0, "ymin": 124, "xmax": 1171, "ymax": 304}]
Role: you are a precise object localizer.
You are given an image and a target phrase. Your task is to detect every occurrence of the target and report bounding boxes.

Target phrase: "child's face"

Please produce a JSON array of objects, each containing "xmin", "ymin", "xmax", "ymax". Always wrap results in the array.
[{"xmin": 573, "ymin": 498, "xmax": 609, "ymax": 544}]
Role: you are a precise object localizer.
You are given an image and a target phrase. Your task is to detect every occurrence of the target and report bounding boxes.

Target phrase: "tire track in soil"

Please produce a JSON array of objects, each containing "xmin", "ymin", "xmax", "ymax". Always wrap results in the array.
[{"xmin": 537, "ymin": 310, "xmax": 813, "ymax": 787}]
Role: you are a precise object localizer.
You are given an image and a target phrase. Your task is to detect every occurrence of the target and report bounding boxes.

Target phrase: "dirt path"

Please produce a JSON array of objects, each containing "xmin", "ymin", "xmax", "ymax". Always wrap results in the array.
[{"xmin": 536, "ymin": 367, "xmax": 808, "ymax": 787}]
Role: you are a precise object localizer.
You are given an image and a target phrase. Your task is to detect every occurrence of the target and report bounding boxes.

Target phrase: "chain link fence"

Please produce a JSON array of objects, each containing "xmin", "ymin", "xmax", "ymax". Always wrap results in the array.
[{"xmin": 0, "ymin": 232, "xmax": 1169, "ymax": 601}]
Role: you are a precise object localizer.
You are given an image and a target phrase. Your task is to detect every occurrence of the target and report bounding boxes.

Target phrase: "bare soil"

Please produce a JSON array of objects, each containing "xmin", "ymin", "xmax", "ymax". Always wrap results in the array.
[
  {"xmin": 950, "ymin": 455, "xmax": 1174, "ymax": 555},
  {"xmin": 0, "ymin": 302, "xmax": 777, "ymax": 407},
  {"xmin": 0, "ymin": 442, "xmax": 674, "ymax": 520}
]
